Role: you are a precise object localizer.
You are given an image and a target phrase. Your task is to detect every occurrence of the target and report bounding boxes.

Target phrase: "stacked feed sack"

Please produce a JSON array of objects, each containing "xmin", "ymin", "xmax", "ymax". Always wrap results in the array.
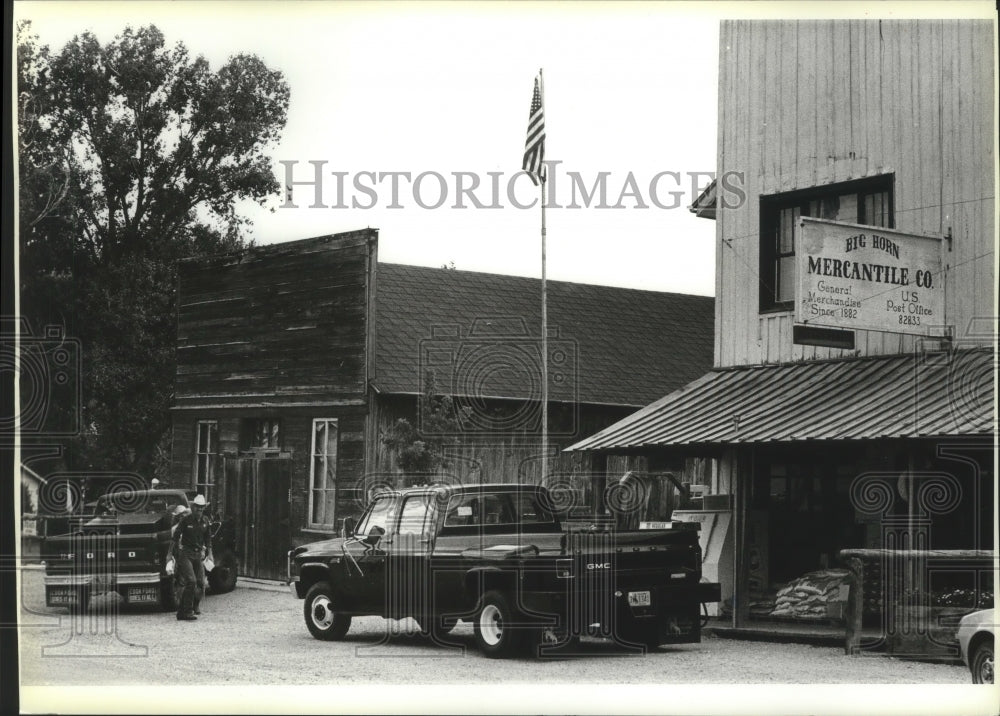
[{"xmin": 770, "ymin": 569, "xmax": 850, "ymax": 621}]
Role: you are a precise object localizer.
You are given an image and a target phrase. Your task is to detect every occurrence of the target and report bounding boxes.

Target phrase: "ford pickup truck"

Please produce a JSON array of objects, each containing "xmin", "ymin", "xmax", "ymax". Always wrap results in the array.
[
  {"xmin": 287, "ymin": 483, "xmax": 720, "ymax": 658},
  {"xmin": 42, "ymin": 489, "xmax": 239, "ymax": 610}
]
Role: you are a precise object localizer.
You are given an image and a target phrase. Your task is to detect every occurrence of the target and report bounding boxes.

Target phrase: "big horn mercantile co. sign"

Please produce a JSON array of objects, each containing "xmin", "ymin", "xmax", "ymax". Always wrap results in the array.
[{"xmin": 796, "ymin": 218, "xmax": 946, "ymax": 336}]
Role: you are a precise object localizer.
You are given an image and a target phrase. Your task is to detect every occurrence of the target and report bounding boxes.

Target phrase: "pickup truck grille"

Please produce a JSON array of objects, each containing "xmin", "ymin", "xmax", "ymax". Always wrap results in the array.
[{"xmin": 43, "ymin": 533, "xmax": 163, "ymax": 574}]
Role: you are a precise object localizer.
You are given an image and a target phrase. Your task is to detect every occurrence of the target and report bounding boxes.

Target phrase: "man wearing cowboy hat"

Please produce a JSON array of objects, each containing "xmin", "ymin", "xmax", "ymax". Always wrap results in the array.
[{"xmin": 170, "ymin": 494, "xmax": 213, "ymax": 621}]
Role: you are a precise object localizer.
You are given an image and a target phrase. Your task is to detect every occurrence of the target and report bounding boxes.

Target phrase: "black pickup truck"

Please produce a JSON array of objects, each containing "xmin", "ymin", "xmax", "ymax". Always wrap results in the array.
[
  {"xmin": 288, "ymin": 483, "xmax": 720, "ymax": 658},
  {"xmin": 42, "ymin": 489, "xmax": 239, "ymax": 610}
]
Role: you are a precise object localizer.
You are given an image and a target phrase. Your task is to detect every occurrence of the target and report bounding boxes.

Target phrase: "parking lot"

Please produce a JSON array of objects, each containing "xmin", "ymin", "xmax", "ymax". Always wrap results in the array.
[{"xmin": 17, "ymin": 567, "xmax": 973, "ymax": 686}]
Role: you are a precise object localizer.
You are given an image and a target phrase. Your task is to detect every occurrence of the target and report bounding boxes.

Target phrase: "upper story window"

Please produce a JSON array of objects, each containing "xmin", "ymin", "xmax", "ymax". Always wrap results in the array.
[
  {"xmin": 759, "ymin": 176, "xmax": 893, "ymax": 312},
  {"xmin": 239, "ymin": 418, "xmax": 282, "ymax": 455}
]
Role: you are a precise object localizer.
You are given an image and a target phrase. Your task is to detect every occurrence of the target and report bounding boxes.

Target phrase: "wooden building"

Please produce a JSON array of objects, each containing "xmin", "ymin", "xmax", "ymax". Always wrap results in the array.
[
  {"xmin": 170, "ymin": 230, "xmax": 715, "ymax": 578},
  {"xmin": 570, "ymin": 20, "xmax": 995, "ymax": 631}
]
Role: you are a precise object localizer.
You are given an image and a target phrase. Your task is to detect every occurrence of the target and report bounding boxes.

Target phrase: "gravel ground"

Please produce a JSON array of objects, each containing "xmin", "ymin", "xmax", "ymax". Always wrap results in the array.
[{"xmin": 17, "ymin": 568, "xmax": 972, "ymax": 687}]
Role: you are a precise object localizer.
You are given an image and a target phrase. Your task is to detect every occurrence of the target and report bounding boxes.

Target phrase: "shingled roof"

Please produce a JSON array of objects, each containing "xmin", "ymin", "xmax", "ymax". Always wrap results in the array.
[{"xmin": 374, "ymin": 263, "xmax": 714, "ymax": 407}]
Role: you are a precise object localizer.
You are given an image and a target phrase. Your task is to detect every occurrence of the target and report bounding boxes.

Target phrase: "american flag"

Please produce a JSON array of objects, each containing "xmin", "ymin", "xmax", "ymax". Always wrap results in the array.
[{"xmin": 522, "ymin": 73, "xmax": 545, "ymax": 186}]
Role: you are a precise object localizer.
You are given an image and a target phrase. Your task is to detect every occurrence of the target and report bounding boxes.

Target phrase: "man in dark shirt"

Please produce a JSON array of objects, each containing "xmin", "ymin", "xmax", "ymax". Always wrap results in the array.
[{"xmin": 170, "ymin": 494, "xmax": 213, "ymax": 621}]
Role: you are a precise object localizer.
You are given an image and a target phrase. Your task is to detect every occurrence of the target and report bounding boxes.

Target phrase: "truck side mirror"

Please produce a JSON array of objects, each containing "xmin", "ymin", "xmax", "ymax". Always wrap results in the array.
[
  {"xmin": 363, "ymin": 525, "xmax": 385, "ymax": 546},
  {"xmin": 341, "ymin": 516, "xmax": 356, "ymax": 539}
]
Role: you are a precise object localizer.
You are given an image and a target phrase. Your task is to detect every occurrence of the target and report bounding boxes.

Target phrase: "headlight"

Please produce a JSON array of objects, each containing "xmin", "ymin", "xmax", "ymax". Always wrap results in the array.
[{"xmin": 287, "ymin": 546, "xmax": 307, "ymax": 582}]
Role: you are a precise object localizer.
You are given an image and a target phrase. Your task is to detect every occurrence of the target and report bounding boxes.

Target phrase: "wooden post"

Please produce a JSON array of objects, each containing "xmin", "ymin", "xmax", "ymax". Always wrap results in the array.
[
  {"xmin": 592, "ymin": 453, "xmax": 608, "ymax": 517},
  {"xmin": 844, "ymin": 555, "xmax": 864, "ymax": 655},
  {"xmin": 734, "ymin": 446, "xmax": 751, "ymax": 628}
]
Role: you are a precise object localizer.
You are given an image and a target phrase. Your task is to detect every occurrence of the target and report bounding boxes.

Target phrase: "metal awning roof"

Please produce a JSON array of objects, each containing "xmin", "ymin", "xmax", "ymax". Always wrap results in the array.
[{"xmin": 565, "ymin": 348, "xmax": 996, "ymax": 451}]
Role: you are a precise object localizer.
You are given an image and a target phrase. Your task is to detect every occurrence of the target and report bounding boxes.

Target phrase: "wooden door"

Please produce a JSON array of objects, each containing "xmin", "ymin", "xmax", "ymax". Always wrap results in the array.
[
  {"xmin": 220, "ymin": 456, "xmax": 290, "ymax": 579},
  {"xmin": 222, "ymin": 456, "xmax": 255, "ymax": 577},
  {"xmin": 253, "ymin": 458, "xmax": 291, "ymax": 580}
]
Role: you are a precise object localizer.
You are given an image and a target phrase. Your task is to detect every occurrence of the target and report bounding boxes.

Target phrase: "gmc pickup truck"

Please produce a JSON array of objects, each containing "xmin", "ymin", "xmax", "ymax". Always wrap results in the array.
[
  {"xmin": 288, "ymin": 483, "xmax": 720, "ymax": 658},
  {"xmin": 42, "ymin": 489, "xmax": 238, "ymax": 610}
]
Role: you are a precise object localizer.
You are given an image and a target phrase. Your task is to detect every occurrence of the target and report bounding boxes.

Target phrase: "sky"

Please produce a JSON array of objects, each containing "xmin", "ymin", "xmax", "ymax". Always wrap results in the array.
[{"xmin": 16, "ymin": 1, "xmax": 723, "ymax": 295}]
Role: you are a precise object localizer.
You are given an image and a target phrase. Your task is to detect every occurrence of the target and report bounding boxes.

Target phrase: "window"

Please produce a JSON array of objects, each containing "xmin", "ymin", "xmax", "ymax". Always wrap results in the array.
[
  {"xmin": 309, "ymin": 419, "xmax": 338, "ymax": 528},
  {"xmin": 240, "ymin": 418, "xmax": 282, "ymax": 453},
  {"xmin": 354, "ymin": 494, "xmax": 399, "ymax": 537},
  {"xmin": 442, "ymin": 491, "xmax": 556, "ymax": 528},
  {"xmin": 194, "ymin": 421, "xmax": 218, "ymax": 500},
  {"xmin": 759, "ymin": 176, "xmax": 893, "ymax": 311},
  {"xmin": 397, "ymin": 494, "xmax": 438, "ymax": 537}
]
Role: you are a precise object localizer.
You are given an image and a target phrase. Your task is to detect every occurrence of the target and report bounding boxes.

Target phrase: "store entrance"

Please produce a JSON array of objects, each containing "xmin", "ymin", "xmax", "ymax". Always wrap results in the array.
[
  {"xmin": 741, "ymin": 440, "xmax": 994, "ymax": 627},
  {"xmin": 741, "ymin": 445, "xmax": 867, "ymax": 624},
  {"xmin": 763, "ymin": 459, "xmax": 865, "ymax": 584}
]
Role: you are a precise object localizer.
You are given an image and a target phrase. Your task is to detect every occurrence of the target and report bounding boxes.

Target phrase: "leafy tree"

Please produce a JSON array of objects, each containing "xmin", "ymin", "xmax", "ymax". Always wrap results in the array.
[
  {"xmin": 17, "ymin": 22, "xmax": 289, "ymax": 475},
  {"xmin": 380, "ymin": 371, "xmax": 472, "ymax": 486}
]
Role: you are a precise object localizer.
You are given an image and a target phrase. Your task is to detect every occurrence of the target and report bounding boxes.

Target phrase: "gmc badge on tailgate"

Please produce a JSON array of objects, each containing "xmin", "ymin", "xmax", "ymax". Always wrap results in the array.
[{"xmin": 586, "ymin": 562, "xmax": 611, "ymax": 570}]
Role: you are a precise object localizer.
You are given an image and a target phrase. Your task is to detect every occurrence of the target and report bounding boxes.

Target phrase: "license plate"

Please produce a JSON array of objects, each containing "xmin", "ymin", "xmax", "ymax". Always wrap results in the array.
[
  {"xmin": 639, "ymin": 521, "xmax": 672, "ymax": 530},
  {"xmin": 628, "ymin": 590, "xmax": 651, "ymax": 607},
  {"xmin": 128, "ymin": 586, "xmax": 160, "ymax": 604},
  {"xmin": 48, "ymin": 588, "xmax": 78, "ymax": 605}
]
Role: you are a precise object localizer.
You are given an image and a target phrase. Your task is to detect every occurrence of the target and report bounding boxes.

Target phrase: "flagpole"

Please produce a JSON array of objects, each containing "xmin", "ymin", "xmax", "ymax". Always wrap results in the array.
[{"xmin": 539, "ymin": 67, "xmax": 548, "ymax": 486}]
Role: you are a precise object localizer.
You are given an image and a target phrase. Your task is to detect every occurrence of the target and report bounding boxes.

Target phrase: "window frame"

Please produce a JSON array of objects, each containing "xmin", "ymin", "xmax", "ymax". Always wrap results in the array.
[
  {"xmin": 239, "ymin": 417, "xmax": 283, "ymax": 454},
  {"xmin": 354, "ymin": 494, "xmax": 399, "ymax": 538},
  {"xmin": 307, "ymin": 418, "xmax": 339, "ymax": 529},
  {"xmin": 758, "ymin": 175, "xmax": 894, "ymax": 313},
  {"xmin": 193, "ymin": 420, "xmax": 219, "ymax": 501},
  {"xmin": 396, "ymin": 493, "xmax": 439, "ymax": 538}
]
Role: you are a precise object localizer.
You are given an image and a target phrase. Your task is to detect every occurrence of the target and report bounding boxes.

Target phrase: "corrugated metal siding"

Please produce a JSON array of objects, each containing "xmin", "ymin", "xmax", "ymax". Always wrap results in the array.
[{"xmin": 567, "ymin": 348, "xmax": 995, "ymax": 450}]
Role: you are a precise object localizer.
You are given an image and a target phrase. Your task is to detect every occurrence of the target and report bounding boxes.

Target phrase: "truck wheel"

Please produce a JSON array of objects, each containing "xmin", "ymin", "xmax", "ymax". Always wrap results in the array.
[
  {"xmin": 207, "ymin": 552, "xmax": 238, "ymax": 594},
  {"xmin": 304, "ymin": 581, "xmax": 352, "ymax": 641},
  {"xmin": 971, "ymin": 639, "xmax": 994, "ymax": 684},
  {"xmin": 474, "ymin": 590, "xmax": 524, "ymax": 658}
]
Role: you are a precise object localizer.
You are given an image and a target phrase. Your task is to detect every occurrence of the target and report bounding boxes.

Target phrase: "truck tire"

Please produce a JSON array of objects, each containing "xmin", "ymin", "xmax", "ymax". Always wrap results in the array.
[
  {"xmin": 304, "ymin": 581, "xmax": 352, "ymax": 641},
  {"xmin": 970, "ymin": 638, "xmax": 994, "ymax": 684},
  {"xmin": 474, "ymin": 590, "xmax": 524, "ymax": 658},
  {"xmin": 207, "ymin": 552, "xmax": 238, "ymax": 594}
]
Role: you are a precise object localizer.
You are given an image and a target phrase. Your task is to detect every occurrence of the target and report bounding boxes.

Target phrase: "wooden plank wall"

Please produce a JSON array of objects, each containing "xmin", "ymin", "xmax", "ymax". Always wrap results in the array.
[
  {"xmin": 368, "ymin": 395, "xmax": 637, "ymax": 485},
  {"xmin": 171, "ymin": 229, "xmax": 377, "ymax": 544},
  {"xmin": 174, "ymin": 230, "xmax": 377, "ymax": 406},
  {"xmin": 172, "ymin": 406, "xmax": 368, "ymax": 545},
  {"xmin": 716, "ymin": 20, "xmax": 995, "ymax": 367},
  {"xmin": 364, "ymin": 397, "xmax": 715, "ymax": 521}
]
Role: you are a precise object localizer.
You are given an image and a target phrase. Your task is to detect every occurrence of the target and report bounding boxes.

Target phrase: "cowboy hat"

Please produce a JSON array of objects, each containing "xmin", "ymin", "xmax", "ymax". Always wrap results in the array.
[
  {"xmin": 191, "ymin": 494, "xmax": 208, "ymax": 506},
  {"xmin": 172, "ymin": 504, "xmax": 191, "ymax": 516}
]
